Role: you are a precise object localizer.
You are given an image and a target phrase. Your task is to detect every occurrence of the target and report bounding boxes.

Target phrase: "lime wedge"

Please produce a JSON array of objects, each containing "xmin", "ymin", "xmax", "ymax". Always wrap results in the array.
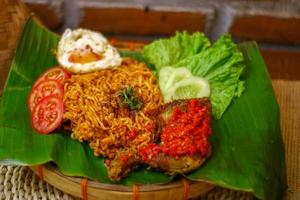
[{"xmin": 165, "ymin": 77, "xmax": 210, "ymax": 102}]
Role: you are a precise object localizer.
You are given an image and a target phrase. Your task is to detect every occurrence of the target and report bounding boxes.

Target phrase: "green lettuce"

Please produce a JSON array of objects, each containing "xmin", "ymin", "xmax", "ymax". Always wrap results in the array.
[
  {"xmin": 143, "ymin": 33, "xmax": 245, "ymax": 119},
  {"xmin": 143, "ymin": 32, "xmax": 211, "ymax": 70}
]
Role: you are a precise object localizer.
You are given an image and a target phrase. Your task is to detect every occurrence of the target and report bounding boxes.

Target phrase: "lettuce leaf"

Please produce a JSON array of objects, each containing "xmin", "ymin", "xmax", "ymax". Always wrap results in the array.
[
  {"xmin": 143, "ymin": 32, "xmax": 210, "ymax": 70},
  {"xmin": 143, "ymin": 33, "xmax": 245, "ymax": 119},
  {"xmin": 175, "ymin": 35, "xmax": 245, "ymax": 119}
]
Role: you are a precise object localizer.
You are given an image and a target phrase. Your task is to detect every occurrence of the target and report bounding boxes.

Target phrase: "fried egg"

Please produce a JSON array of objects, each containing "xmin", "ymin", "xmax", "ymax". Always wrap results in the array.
[{"xmin": 57, "ymin": 28, "xmax": 122, "ymax": 74}]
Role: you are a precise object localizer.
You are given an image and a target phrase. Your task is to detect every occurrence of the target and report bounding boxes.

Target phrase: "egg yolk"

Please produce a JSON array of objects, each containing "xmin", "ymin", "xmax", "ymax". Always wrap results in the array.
[{"xmin": 68, "ymin": 45, "xmax": 103, "ymax": 64}]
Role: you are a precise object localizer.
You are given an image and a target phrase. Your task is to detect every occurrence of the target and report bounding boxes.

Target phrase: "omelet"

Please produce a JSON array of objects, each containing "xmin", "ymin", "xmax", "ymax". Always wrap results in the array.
[{"xmin": 57, "ymin": 28, "xmax": 122, "ymax": 74}]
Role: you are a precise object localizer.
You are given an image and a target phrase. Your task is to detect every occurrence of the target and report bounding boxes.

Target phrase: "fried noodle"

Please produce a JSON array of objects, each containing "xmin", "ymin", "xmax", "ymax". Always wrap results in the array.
[{"xmin": 63, "ymin": 58, "xmax": 163, "ymax": 158}]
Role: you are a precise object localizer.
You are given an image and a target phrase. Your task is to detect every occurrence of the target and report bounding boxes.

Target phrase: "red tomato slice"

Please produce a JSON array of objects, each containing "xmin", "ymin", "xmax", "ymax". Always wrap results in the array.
[
  {"xmin": 31, "ymin": 95, "xmax": 64, "ymax": 134},
  {"xmin": 28, "ymin": 80, "xmax": 64, "ymax": 112},
  {"xmin": 33, "ymin": 66, "xmax": 70, "ymax": 88}
]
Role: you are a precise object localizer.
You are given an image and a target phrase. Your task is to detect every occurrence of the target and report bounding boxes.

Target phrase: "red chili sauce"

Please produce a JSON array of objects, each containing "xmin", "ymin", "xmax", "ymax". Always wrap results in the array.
[{"xmin": 139, "ymin": 99, "xmax": 212, "ymax": 162}]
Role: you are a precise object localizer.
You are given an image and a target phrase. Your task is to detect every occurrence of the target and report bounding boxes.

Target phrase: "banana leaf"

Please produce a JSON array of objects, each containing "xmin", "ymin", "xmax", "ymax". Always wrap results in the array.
[{"xmin": 0, "ymin": 17, "xmax": 287, "ymax": 199}]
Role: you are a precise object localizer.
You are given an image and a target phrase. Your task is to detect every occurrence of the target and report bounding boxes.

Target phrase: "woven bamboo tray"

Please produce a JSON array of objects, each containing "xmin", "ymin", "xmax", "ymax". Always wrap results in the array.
[
  {"xmin": 31, "ymin": 165, "xmax": 215, "ymax": 200},
  {"xmin": 1, "ymin": 165, "xmax": 257, "ymax": 200}
]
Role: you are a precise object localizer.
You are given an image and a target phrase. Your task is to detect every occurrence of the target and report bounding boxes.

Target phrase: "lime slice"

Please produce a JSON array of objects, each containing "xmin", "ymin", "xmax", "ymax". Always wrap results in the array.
[
  {"xmin": 159, "ymin": 66, "xmax": 176, "ymax": 93},
  {"xmin": 165, "ymin": 77, "xmax": 210, "ymax": 102},
  {"xmin": 159, "ymin": 67, "xmax": 192, "ymax": 95},
  {"xmin": 164, "ymin": 67, "xmax": 192, "ymax": 91}
]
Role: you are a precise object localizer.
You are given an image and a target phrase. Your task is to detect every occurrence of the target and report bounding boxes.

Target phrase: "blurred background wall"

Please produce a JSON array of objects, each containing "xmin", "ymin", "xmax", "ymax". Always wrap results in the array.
[
  {"xmin": 23, "ymin": 0, "xmax": 300, "ymax": 81},
  {"xmin": 3, "ymin": 0, "xmax": 300, "ymax": 81}
]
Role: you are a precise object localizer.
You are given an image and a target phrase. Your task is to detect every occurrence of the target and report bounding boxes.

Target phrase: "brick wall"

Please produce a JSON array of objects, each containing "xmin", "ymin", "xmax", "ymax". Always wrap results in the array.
[{"xmin": 23, "ymin": 0, "xmax": 300, "ymax": 80}]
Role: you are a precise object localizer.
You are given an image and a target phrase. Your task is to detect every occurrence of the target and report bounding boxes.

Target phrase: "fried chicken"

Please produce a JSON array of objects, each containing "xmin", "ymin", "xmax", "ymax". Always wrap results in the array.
[
  {"xmin": 139, "ymin": 98, "xmax": 212, "ymax": 174},
  {"xmin": 106, "ymin": 98, "xmax": 212, "ymax": 181},
  {"xmin": 106, "ymin": 147, "xmax": 140, "ymax": 181}
]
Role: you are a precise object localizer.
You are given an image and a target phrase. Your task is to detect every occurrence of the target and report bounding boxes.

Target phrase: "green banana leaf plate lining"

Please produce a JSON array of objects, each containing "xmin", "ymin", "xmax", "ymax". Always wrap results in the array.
[{"xmin": 0, "ymin": 17, "xmax": 287, "ymax": 200}]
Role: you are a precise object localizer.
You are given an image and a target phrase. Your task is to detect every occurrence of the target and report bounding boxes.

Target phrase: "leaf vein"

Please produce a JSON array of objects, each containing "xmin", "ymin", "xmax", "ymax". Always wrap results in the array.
[{"xmin": 12, "ymin": 68, "xmax": 31, "ymax": 83}]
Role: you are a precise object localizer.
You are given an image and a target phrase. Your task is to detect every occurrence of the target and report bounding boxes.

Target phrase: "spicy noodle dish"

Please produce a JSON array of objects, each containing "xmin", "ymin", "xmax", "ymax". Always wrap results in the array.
[{"xmin": 27, "ymin": 29, "xmax": 245, "ymax": 181}]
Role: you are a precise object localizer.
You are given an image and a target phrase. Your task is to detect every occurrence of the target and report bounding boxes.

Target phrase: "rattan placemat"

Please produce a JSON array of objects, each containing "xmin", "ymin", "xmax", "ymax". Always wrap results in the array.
[{"xmin": 0, "ymin": 166, "xmax": 75, "ymax": 200}]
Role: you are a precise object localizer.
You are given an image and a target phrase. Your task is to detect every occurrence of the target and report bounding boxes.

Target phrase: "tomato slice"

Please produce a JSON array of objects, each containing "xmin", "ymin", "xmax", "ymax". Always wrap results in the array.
[
  {"xmin": 31, "ymin": 95, "xmax": 63, "ymax": 134},
  {"xmin": 33, "ymin": 66, "xmax": 71, "ymax": 88},
  {"xmin": 28, "ymin": 80, "xmax": 64, "ymax": 112}
]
